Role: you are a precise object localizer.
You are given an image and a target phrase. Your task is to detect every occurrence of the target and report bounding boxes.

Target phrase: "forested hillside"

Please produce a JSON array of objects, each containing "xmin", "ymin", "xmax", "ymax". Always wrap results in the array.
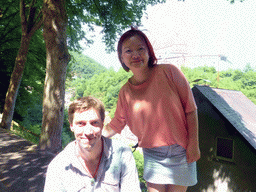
[
  {"xmin": 67, "ymin": 58, "xmax": 256, "ymax": 119},
  {"xmin": 66, "ymin": 51, "xmax": 132, "ymax": 117},
  {"xmin": 2, "ymin": 50, "xmax": 255, "ymax": 147},
  {"xmin": 66, "ymin": 51, "xmax": 107, "ymax": 97}
]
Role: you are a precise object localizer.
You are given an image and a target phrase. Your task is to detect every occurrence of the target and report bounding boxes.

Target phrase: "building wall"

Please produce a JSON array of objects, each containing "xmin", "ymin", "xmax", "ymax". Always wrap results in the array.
[{"xmin": 189, "ymin": 88, "xmax": 256, "ymax": 192}]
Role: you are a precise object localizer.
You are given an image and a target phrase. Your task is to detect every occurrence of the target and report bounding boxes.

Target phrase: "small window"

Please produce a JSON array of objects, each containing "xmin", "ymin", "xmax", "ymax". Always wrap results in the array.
[{"xmin": 215, "ymin": 137, "xmax": 234, "ymax": 162}]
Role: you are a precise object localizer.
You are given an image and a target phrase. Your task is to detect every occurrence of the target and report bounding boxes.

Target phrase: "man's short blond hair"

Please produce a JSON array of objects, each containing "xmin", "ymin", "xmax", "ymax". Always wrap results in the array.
[{"xmin": 68, "ymin": 96, "xmax": 105, "ymax": 125}]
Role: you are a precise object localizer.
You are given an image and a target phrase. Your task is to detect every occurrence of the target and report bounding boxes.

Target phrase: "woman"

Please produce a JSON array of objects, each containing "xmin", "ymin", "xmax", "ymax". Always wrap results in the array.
[{"xmin": 103, "ymin": 27, "xmax": 200, "ymax": 192}]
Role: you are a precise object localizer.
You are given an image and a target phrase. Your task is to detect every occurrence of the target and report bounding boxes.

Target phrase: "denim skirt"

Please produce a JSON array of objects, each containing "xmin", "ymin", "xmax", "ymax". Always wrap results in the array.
[{"xmin": 143, "ymin": 144, "xmax": 197, "ymax": 186}]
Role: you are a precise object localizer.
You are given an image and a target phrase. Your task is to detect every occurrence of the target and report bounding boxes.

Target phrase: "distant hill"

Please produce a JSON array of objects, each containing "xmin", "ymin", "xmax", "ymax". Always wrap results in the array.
[{"xmin": 68, "ymin": 51, "xmax": 107, "ymax": 80}]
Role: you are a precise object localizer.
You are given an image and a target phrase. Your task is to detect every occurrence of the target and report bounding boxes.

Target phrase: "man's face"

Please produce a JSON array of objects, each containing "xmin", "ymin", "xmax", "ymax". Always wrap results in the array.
[{"xmin": 70, "ymin": 108, "xmax": 103, "ymax": 152}]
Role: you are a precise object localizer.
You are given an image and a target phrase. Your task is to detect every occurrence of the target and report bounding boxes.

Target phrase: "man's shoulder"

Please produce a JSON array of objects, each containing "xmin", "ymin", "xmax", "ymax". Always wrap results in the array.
[
  {"xmin": 103, "ymin": 137, "xmax": 131, "ymax": 153},
  {"xmin": 48, "ymin": 141, "xmax": 75, "ymax": 167}
]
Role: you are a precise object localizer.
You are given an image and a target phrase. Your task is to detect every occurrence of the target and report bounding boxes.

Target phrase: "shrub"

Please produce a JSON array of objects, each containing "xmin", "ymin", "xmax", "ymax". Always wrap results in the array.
[{"xmin": 132, "ymin": 149, "xmax": 147, "ymax": 192}]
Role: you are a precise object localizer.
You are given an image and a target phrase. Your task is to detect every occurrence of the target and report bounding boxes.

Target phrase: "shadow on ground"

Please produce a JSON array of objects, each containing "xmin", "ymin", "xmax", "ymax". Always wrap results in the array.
[{"xmin": 0, "ymin": 128, "xmax": 55, "ymax": 192}]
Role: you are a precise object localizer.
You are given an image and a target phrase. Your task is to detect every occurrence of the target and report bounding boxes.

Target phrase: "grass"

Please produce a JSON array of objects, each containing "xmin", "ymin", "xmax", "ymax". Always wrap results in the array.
[{"xmin": 10, "ymin": 122, "xmax": 40, "ymax": 144}]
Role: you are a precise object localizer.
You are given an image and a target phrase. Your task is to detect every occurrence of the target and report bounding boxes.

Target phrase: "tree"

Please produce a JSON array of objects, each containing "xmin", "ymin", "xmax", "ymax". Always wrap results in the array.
[
  {"xmin": 0, "ymin": 0, "xmax": 21, "ymax": 110},
  {"xmin": 2, "ymin": 0, "xmax": 247, "ymax": 153},
  {"xmin": 39, "ymin": 0, "xmax": 166, "ymax": 152},
  {"xmin": 0, "ymin": 0, "xmax": 46, "ymax": 138},
  {"xmin": 38, "ymin": 0, "xmax": 70, "ymax": 152},
  {"xmin": 0, "ymin": 0, "xmax": 43, "ymax": 129},
  {"xmin": 1, "ymin": 0, "xmax": 166, "ymax": 152}
]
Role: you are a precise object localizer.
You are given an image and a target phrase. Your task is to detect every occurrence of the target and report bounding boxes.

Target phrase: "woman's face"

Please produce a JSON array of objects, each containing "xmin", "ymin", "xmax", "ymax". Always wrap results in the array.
[{"xmin": 121, "ymin": 35, "xmax": 149, "ymax": 72}]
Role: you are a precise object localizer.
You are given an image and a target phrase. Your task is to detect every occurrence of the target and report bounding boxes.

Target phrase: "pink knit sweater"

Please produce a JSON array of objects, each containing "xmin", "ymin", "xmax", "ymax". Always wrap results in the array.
[{"xmin": 109, "ymin": 64, "xmax": 197, "ymax": 149}]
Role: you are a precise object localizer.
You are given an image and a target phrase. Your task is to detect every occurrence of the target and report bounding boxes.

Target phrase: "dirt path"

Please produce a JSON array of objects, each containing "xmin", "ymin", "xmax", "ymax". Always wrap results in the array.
[{"xmin": 0, "ymin": 128, "xmax": 55, "ymax": 192}]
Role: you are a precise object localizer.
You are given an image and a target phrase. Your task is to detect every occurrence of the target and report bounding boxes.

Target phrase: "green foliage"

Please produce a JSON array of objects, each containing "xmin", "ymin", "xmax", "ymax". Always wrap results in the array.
[
  {"xmin": 67, "ymin": 61, "xmax": 256, "ymax": 122},
  {"xmin": 10, "ymin": 123, "xmax": 40, "ymax": 144},
  {"xmin": 68, "ymin": 51, "xmax": 107, "ymax": 79},
  {"xmin": 66, "ymin": 0, "xmax": 166, "ymax": 52},
  {"xmin": 133, "ymin": 150, "xmax": 147, "ymax": 189},
  {"xmin": 15, "ymin": 90, "xmax": 43, "ymax": 144},
  {"xmin": 181, "ymin": 66, "xmax": 217, "ymax": 87},
  {"xmin": 66, "ymin": 56, "xmax": 132, "ymax": 117},
  {"xmin": 62, "ymin": 109, "xmax": 75, "ymax": 148},
  {"xmin": 18, "ymin": 94, "xmax": 43, "ymax": 128},
  {"xmin": 181, "ymin": 64, "xmax": 256, "ymax": 105},
  {"xmin": 66, "ymin": 51, "xmax": 108, "ymax": 97},
  {"xmin": 0, "ymin": 0, "xmax": 21, "ymax": 110},
  {"xmin": 0, "ymin": 0, "xmax": 46, "ymax": 122},
  {"xmin": 80, "ymin": 68, "xmax": 132, "ymax": 117}
]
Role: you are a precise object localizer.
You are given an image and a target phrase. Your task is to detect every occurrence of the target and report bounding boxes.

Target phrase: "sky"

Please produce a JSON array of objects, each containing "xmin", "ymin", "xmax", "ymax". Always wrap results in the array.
[{"xmin": 82, "ymin": 0, "xmax": 256, "ymax": 72}]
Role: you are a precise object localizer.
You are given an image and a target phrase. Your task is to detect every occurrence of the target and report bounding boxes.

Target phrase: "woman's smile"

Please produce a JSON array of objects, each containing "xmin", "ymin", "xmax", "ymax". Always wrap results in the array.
[{"xmin": 121, "ymin": 35, "xmax": 149, "ymax": 72}]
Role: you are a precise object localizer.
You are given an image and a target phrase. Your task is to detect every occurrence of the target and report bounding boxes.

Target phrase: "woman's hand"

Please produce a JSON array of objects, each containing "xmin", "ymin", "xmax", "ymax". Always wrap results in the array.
[
  {"xmin": 185, "ymin": 110, "xmax": 200, "ymax": 163},
  {"xmin": 186, "ymin": 141, "xmax": 200, "ymax": 163},
  {"xmin": 102, "ymin": 124, "xmax": 117, "ymax": 138}
]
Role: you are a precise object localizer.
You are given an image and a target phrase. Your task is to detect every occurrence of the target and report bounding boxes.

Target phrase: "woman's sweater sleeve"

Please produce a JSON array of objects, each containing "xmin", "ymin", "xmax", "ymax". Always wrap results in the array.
[
  {"xmin": 166, "ymin": 64, "xmax": 197, "ymax": 113},
  {"xmin": 108, "ymin": 88, "xmax": 127, "ymax": 133}
]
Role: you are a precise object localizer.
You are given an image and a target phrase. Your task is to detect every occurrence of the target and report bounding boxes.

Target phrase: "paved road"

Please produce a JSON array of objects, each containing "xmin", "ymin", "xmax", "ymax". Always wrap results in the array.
[{"xmin": 0, "ymin": 128, "xmax": 55, "ymax": 192}]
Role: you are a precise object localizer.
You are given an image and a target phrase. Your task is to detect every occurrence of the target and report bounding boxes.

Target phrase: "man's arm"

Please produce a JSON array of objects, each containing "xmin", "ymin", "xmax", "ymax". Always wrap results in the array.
[
  {"xmin": 44, "ymin": 163, "xmax": 64, "ymax": 192},
  {"xmin": 185, "ymin": 110, "xmax": 201, "ymax": 163},
  {"xmin": 120, "ymin": 147, "xmax": 141, "ymax": 192}
]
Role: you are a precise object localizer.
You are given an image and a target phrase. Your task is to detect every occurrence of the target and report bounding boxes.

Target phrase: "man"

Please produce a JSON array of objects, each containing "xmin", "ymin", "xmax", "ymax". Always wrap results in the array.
[{"xmin": 44, "ymin": 96, "xmax": 141, "ymax": 192}]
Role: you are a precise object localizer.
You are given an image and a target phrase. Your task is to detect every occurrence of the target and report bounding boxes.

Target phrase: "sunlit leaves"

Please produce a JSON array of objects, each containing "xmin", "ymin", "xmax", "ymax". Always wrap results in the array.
[
  {"xmin": 66, "ymin": 0, "xmax": 166, "ymax": 52},
  {"xmin": 0, "ymin": 0, "xmax": 45, "ymax": 122},
  {"xmin": 181, "ymin": 65, "xmax": 256, "ymax": 105}
]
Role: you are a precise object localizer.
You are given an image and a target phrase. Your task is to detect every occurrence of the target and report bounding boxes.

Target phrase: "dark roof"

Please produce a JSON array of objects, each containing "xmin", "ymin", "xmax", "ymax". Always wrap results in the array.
[{"xmin": 193, "ymin": 85, "xmax": 256, "ymax": 150}]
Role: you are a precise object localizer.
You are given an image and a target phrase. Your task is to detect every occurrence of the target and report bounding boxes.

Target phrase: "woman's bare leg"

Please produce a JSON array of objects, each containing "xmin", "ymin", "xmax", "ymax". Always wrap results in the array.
[
  {"xmin": 147, "ymin": 182, "xmax": 166, "ymax": 192},
  {"xmin": 166, "ymin": 184, "xmax": 187, "ymax": 192}
]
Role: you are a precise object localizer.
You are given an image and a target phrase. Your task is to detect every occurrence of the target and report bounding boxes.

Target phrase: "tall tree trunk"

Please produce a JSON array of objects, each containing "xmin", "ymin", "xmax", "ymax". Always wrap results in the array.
[
  {"xmin": 0, "ymin": 0, "xmax": 42, "ymax": 129},
  {"xmin": 0, "ymin": 36, "xmax": 30, "ymax": 129},
  {"xmin": 39, "ymin": 0, "xmax": 70, "ymax": 153}
]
